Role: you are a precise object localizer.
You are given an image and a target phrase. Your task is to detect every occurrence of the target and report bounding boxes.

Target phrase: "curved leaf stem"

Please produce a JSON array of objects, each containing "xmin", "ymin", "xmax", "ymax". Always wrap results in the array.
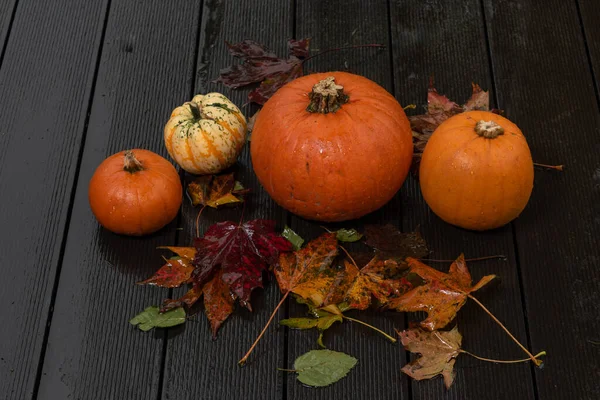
[
  {"xmin": 343, "ymin": 315, "xmax": 396, "ymax": 343},
  {"xmin": 239, "ymin": 291, "xmax": 290, "ymax": 366},
  {"xmin": 338, "ymin": 245, "xmax": 358, "ymax": 269},
  {"xmin": 277, "ymin": 368, "xmax": 298, "ymax": 373},
  {"xmin": 460, "ymin": 350, "xmax": 546, "ymax": 364},
  {"xmin": 419, "ymin": 255, "xmax": 506, "ymax": 263},
  {"xmin": 468, "ymin": 294, "xmax": 543, "ymax": 367},
  {"xmin": 195, "ymin": 206, "xmax": 206, "ymax": 238}
]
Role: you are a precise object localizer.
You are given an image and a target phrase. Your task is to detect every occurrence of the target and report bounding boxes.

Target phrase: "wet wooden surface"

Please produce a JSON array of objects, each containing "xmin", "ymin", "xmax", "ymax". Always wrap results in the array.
[{"xmin": 0, "ymin": 0, "xmax": 598, "ymax": 399}]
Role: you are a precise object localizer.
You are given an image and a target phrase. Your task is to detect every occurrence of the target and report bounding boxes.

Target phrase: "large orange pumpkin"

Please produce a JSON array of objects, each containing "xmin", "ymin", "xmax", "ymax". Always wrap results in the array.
[
  {"xmin": 419, "ymin": 111, "xmax": 534, "ymax": 231},
  {"xmin": 250, "ymin": 72, "xmax": 413, "ymax": 221},
  {"xmin": 89, "ymin": 149, "xmax": 182, "ymax": 235}
]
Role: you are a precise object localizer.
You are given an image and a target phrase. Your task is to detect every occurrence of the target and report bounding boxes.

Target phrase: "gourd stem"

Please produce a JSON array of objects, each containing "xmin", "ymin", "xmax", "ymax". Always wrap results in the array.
[
  {"xmin": 475, "ymin": 120, "xmax": 504, "ymax": 138},
  {"xmin": 186, "ymin": 101, "xmax": 202, "ymax": 120},
  {"xmin": 123, "ymin": 150, "xmax": 144, "ymax": 173},
  {"xmin": 306, "ymin": 76, "xmax": 349, "ymax": 114}
]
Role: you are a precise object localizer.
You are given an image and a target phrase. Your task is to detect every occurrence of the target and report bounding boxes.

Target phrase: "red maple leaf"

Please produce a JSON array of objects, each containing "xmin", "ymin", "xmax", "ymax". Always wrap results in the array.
[{"xmin": 193, "ymin": 219, "xmax": 293, "ymax": 309}]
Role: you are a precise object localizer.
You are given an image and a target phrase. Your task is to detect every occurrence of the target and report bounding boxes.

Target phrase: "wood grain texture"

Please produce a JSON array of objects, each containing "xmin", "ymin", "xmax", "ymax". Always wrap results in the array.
[
  {"xmin": 483, "ymin": 1, "xmax": 600, "ymax": 399},
  {"xmin": 0, "ymin": 0, "xmax": 17, "ymax": 63},
  {"xmin": 0, "ymin": 0, "xmax": 109, "ymax": 398},
  {"xmin": 578, "ymin": 0, "xmax": 600, "ymax": 91},
  {"xmin": 287, "ymin": 1, "xmax": 409, "ymax": 399},
  {"xmin": 160, "ymin": 1, "xmax": 291, "ymax": 399},
  {"xmin": 390, "ymin": 1, "xmax": 536, "ymax": 398},
  {"xmin": 35, "ymin": 1, "xmax": 201, "ymax": 399}
]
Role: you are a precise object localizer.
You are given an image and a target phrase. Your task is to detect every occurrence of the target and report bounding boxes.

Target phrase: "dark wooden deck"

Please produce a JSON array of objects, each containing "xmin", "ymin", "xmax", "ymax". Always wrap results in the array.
[{"xmin": 0, "ymin": 1, "xmax": 598, "ymax": 399}]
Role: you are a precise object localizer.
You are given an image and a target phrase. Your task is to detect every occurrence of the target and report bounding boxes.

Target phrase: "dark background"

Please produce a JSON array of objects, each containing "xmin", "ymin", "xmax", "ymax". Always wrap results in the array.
[{"xmin": 0, "ymin": 0, "xmax": 598, "ymax": 399}]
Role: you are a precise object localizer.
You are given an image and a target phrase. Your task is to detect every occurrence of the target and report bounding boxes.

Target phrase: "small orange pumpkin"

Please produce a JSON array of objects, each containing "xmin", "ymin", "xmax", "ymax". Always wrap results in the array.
[
  {"xmin": 250, "ymin": 72, "xmax": 413, "ymax": 222},
  {"xmin": 419, "ymin": 111, "xmax": 534, "ymax": 231},
  {"xmin": 89, "ymin": 149, "xmax": 182, "ymax": 235}
]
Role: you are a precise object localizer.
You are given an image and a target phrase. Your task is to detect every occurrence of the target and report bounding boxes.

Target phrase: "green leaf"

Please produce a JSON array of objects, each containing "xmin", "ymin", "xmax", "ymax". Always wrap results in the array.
[
  {"xmin": 282, "ymin": 225, "xmax": 304, "ymax": 250},
  {"xmin": 293, "ymin": 349, "xmax": 358, "ymax": 387},
  {"xmin": 316, "ymin": 315, "xmax": 343, "ymax": 348},
  {"xmin": 233, "ymin": 181, "xmax": 244, "ymax": 191},
  {"xmin": 129, "ymin": 306, "xmax": 186, "ymax": 331},
  {"xmin": 317, "ymin": 314, "xmax": 343, "ymax": 331},
  {"xmin": 336, "ymin": 228, "xmax": 363, "ymax": 242},
  {"xmin": 280, "ymin": 318, "xmax": 320, "ymax": 330},
  {"xmin": 280, "ymin": 311, "xmax": 343, "ymax": 348}
]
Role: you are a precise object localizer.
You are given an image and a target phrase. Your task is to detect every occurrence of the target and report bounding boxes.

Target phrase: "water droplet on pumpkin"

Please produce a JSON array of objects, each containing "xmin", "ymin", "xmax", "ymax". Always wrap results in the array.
[{"xmin": 470, "ymin": 171, "xmax": 474, "ymax": 175}]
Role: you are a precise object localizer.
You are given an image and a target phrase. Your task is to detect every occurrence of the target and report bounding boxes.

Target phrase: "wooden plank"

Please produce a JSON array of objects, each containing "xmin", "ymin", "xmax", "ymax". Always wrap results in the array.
[
  {"xmin": 160, "ymin": 1, "xmax": 292, "ymax": 399},
  {"xmin": 0, "ymin": 0, "xmax": 17, "ymax": 63},
  {"xmin": 390, "ymin": 1, "xmax": 537, "ymax": 398},
  {"xmin": 34, "ymin": 1, "xmax": 201, "ymax": 399},
  {"xmin": 578, "ymin": 0, "xmax": 600, "ymax": 89},
  {"xmin": 483, "ymin": 1, "xmax": 600, "ymax": 399},
  {"xmin": 287, "ymin": 1, "xmax": 410, "ymax": 399},
  {"xmin": 0, "ymin": 1, "xmax": 109, "ymax": 398}
]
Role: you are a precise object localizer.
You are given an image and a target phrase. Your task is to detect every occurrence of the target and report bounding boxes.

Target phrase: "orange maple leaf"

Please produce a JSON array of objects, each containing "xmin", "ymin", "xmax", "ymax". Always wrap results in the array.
[
  {"xmin": 273, "ymin": 233, "xmax": 339, "ymax": 307},
  {"xmin": 388, "ymin": 254, "xmax": 496, "ymax": 331}
]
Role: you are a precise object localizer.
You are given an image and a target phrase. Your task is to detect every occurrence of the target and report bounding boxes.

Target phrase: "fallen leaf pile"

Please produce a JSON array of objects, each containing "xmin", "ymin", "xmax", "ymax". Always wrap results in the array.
[
  {"xmin": 265, "ymin": 227, "xmax": 543, "ymax": 387},
  {"xmin": 129, "ymin": 66, "xmax": 548, "ymax": 389},
  {"xmin": 132, "ymin": 173, "xmax": 292, "ymax": 337},
  {"xmin": 133, "ymin": 218, "xmax": 544, "ymax": 389}
]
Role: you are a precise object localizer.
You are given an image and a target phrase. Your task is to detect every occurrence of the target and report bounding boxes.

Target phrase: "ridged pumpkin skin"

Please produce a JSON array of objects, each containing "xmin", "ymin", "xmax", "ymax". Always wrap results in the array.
[
  {"xmin": 89, "ymin": 149, "xmax": 182, "ymax": 236},
  {"xmin": 419, "ymin": 111, "xmax": 534, "ymax": 231},
  {"xmin": 164, "ymin": 93, "xmax": 247, "ymax": 175},
  {"xmin": 251, "ymin": 72, "xmax": 413, "ymax": 222}
]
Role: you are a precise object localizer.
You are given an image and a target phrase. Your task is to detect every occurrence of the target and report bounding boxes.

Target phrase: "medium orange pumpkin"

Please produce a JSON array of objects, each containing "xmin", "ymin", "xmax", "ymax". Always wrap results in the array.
[
  {"xmin": 89, "ymin": 149, "xmax": 182, "ymax": 236},
  {"xmin": 419, "ymin": 111, "xmax": 534, "ymax": 231},
  {"xmin": 250, "ymin": 72, "xmax": 413, "ymax": 222}
]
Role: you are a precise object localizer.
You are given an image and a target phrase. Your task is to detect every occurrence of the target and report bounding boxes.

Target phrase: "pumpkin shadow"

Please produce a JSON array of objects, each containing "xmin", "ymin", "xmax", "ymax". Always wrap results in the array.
[{"xmin": 95, "ymin": 218, "xmax": 178, "ymax": 280}]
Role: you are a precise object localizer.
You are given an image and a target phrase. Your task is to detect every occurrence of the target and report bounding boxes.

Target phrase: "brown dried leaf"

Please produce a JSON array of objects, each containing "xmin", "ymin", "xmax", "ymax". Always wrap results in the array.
[
  {"xmin": 216, "ymin": 38, "xmax": 310, "ymax": 105},
  {"xmin": 409, "ymin": 82, "xmax": 500, "ymax": 173},
  {"xmin": 363, "ymin": 225, "xmax": 429, "ymax": 264},
  {"xmin": 399, "ymin": 325, "xmax": 462, "ymax": 389}
]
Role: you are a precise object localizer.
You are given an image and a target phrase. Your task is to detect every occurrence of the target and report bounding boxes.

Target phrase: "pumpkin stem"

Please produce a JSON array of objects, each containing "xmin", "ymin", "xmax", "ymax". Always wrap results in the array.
[
  {"xmin": 123, "ymin": 150, "xmax": 144, "ymax": 173},
  {"xmin": 475, "ymin": 120, "xmax": 505, "ymax": 138},
  {"xmin": 306, "ymin": 76, "xmax": 349, "ymax": 114},
  {"xmin": 186, "ymin": 101, "xmax": 203, "ymax": 120}
]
